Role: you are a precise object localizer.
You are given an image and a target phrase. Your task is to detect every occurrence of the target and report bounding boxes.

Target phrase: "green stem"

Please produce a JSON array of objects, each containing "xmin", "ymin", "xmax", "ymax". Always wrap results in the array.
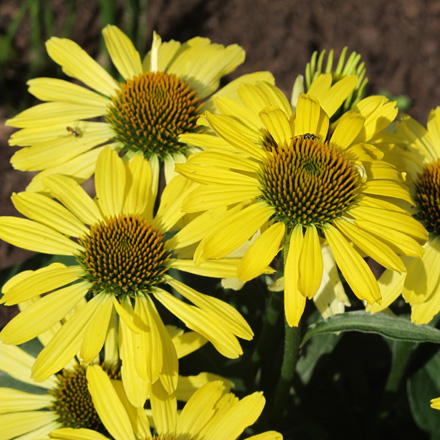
[
  {"xmin": 250, "ymin": 288, "xmax": 283, "ymax": 385},
  {"xmin": 271, "ymin": 320, "xmax": 301, "ymax": 420},
  {"xmin": 379, "ymin": 340, "xmax": 414, "ymax": 418}
]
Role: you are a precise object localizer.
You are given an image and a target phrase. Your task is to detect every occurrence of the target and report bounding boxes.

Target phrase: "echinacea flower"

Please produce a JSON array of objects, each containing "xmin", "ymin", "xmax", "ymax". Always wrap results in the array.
[
  {"xmin": 0, "ymin": 326, "xmax": 228, "ymax": 439},
  {"xmin": 0, "ymin": 148, "xmax": 253, "ymax": 402},
  {"xmin": 175, "ymin": 79, "xmax": 427, "ymax": 326},
  {"xmin": 48, "ymin": 365, "xmax": 282, "ymax": 440},
  {"xmin": 369, "ymin": 108, "xmax": 440, "ymax": 324},
  {"xmin": 7, "ymin": 25, "xmax": 273, "ymax": 190}
]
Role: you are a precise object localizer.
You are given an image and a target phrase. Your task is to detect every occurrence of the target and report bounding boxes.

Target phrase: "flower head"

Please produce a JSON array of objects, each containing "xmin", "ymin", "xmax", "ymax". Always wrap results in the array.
[
  {"xmin": 370, "ymin": 108, "xmax": 440, "ymax": 324},
  {"xmin": 0, "ymin": 148, "xmax": 253, "ymax": 402},
  {"xmin": 49, "ymin": 365, "xmax": 282, "ymax": 440},
  {"xmin": 7, "ymin": 25, "xmax": 273, "ymax": 190},
  {"xmin": 176, "ymin": 80, "xmax": 427, "ymax": 326},
  {"xmin": 0, "ymin": 327, "xmax": 229, "ymax": 439}
]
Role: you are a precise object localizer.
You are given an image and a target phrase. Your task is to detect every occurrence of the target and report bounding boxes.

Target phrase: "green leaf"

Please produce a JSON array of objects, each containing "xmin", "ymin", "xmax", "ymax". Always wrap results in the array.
[
  {"xmin": 408, "ymin": 348, "xmax": 440, "ymax": 438},
  {"xmin": 297, "ymin": 332, "xmax": 341, "ymax": 384},
  {"xmin": 303, "ymin": 311, "xmax": 440, "ymax": 344}
]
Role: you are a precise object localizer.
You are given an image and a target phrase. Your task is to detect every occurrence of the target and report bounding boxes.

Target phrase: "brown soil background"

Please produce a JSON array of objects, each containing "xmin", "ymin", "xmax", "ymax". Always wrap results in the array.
[{"xmin": 0, "ymin": 0, "xmax": 439, "ymax": 321}]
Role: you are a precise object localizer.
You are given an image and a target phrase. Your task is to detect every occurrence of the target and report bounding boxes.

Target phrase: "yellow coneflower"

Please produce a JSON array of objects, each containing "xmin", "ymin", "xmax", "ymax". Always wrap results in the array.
[
  {"xmin": 175, "ymin": 79, "xmax": 427, "ymax": 326},
  {"xmin": 7, "ymin": 25, "xmax": 273, "ymax": 191},
  {"xmin": 48, "ymin": 365, "xmax": 282, "ymax": 440},
  {"xmin": 369, "ymin": 108, "xmax": 440, "ymax": 324},
  {"xmin": 0, "ymin": 148, "xmax": 253, "ymax": 401}
]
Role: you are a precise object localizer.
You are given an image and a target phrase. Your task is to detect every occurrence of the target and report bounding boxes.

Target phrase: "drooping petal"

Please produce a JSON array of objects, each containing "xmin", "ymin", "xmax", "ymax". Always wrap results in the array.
[
  {"xmin": 0, "ymin": 281, "xmax": 88, "ymax": 345},
  {"xmin": 298, "ymin": 224, "xmax": 324, "ymax": 299},
  {"xmin": 87, "ymin": 365, "xmax": 135, "ymax": 440},
  {"xmin": 32, "ymin": 293, "xmax": 104, "ymax": 382},
  {"xmin": 198, "ymin": 202, "xmax": 273, "ymax": 260},
  {"xmin": 238, "ymin": 222, "xmax": 285, "ymax": 282},
  {"xmin": 1, "ymin": 264, "xmax": 83, "ymax": 305},
  {"xmin": 284, "ymin": 224, "xmax": 307, "ymax": 327},
  {"xmin": 324, "ymin": 223, "xmax": 380, "ymax": 304},
  {"xmin": 150, "ymin": 380, "xmax": 177, "ymax": 435},
  {"xmin": 81, "ymin": 293, "xmax": 114, "ymax": 363}
]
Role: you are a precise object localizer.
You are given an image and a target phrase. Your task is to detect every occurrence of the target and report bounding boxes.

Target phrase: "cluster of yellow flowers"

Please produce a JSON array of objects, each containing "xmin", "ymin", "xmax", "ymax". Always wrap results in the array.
[{"xmin": 1, "ymin": 25, "xmax": 439, "ymax": 438}]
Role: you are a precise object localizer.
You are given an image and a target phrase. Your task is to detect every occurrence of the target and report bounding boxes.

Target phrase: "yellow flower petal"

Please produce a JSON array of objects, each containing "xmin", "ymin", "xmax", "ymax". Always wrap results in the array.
[
  {"xmin": 0, "ymin": 216, "xmax": 81, "ymax": 256},
  {"xmin": 295, "ymin": 94, "xmax": 329, "ymax": 140},
  {"xmin": 168, "ymin": 43, "xmax": 244, "ymax": 98},
  {"xmin": 95, "ymin": 147, "xmax": 126, "ymax": 217},
  {"xmin": 0, "ymin": 388, "xmax": 53, "ymax": 413},
  {"xmin": 298, "ymin": 224, "xmax": 324, "ymax": 299},
  {"xmin": 103, "ymin": 25, "xmax": 143, "ymax": 80},
  {"xmin": 51, "ymin": 428, "xmax": 109, "ymax": 440},
  {"xmin": 118, "ymin": 307, "xmax": 149, "ymax": 407},
  {"xmin": 150, "ymin": 380, "xmax": 177, "ymax": 435},
  {"xmin": 330, "ymin": 112, "xmax": 365, "ymax": 149},
  {"xmin": 0, "ymin": 281, "xmax": 88, "ymax": 345},
  {"xmin": 238, "ymin": 81, "xmax": 292, "ymax": 117},
  {"xmin": 27, "ymin": 146, "xmax": 105, "ymax": 193},
  {"xmin": 203, "ymin": 71, "xmax": 275, "ymax": 114},
  {"xmin": 32, "ymin": 294, "xmax": 104, "ymax": 382},
  {"xmin": 204, "ymin": 113, "xmax": 266, "ymax": 160},
  {"xmin": 259, "ymin": 106, "xmax": 292, "ymax": 146},
  {"xmin": 87, "ymin": 365, "xmax": 135, "ymax": 440},
  {"xmin": 46, "ymin": 37, "xmax": 119, "ymax": 97},
  {"xmin": 203, "ymin": 392, "xmax": 265, "ymax": 440},
  {"xmin": 167, "ymin": 277, "xmax": 253, "ymax": 340},
  {"xmin": 153, "ymin": 175, "xmax": 196, "ymax": 232},
  {"xmin": 172, "ymin": 258, "xmax": 240, "ymax": 279},
  {"xmin": 350, "ymin": 204, "xmax": 427, "ymax": 242},
  {"xmin": 182, "ymin": 184, "xmax": 260, "ymax": 213},
  {"xmin": 368, "ymin": 269, "xmax": 406, "ymax": 314},
  {"xmin": 148, "ymin": 296, "xmax": 179, "ymax": 394},
  {"xmin": 199, "ymin": 202, "xmax": 272, "ymax": 260},
  {"xmin": 7, "ymin": 102, "xmax": 106, "ymax": 128},
  {"xmin": 171, "ymin": 331, "xmax": 208, "ymax": 359},
  {"xmin": 335, "ymin": 218, "xmax": 406, "ymax": 272},
  {"xmin": 184, "ymin": 149, "xmax": 259, "ymax": 173},
  {"xmin": 44, "ymin": 174, "xmax": 102, "ymax": 225},
  {"xmin": 111, "ymin": 380, "xmax": 151, "ymax": 438},
  {"xmin": 0, "ymin": 411, "xmax": 58, "ymax": 440},
  {"xmin": 81, "ymin": 293, "xmax": 114, "ymax": 363},
  {"xmin": 123, "ymin": 154, "xmax": 153, "ymax": 216},
  {"xmin": 27, "ymin": 77, "xmax": 109, "ymax": 107},
  {"xmin": 427, "ymin": 107, "xmax": 440, "ymax": 157},
  {"xmin": 355, "ymin": 219, "xmax": 424, "ymax": 258},
  {"xmin": 133, "ymin": 296, "xmax": 163, "ymax": 384},
  {"xmin": 177, "ymin": 381, "xmax": 224, "ymax": 435},
  {"xmin": 177, "ymin": 163, "xmax": 257, "ymax": 186},
  {"xmin": 0, "ymin": 342, "xmax": 56, "ymax": 389},
  {"xmin": 12, "ymin": 192, "xmax": 87, "ymax": 237},
  {"xmin": 153, "ymin": 288, "xmax": 244, "ymax": 359},
  {"xmin": 2, "ymin": 264, "xmax": 83, "ymax": 305},
  {"xmin": 238, "ymin": 222, "xmax": 285, "ymax": 282},
  {"xmin": 316, "ymin": 75, "xmax": 358, "ymax": 118},
  {"xmin": 284, "ymin": 224, "xmax": 307, "ymax": 327},
  {"xmin": 324, "ymin": 223, "xmax": 380, "ymax": 304}
]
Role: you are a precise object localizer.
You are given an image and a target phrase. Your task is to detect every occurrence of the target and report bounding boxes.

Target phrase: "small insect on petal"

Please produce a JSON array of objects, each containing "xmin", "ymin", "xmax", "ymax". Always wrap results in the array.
[{"xmin": 66, "ymin": 126, "xmax": 81, "ymax": 137}]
